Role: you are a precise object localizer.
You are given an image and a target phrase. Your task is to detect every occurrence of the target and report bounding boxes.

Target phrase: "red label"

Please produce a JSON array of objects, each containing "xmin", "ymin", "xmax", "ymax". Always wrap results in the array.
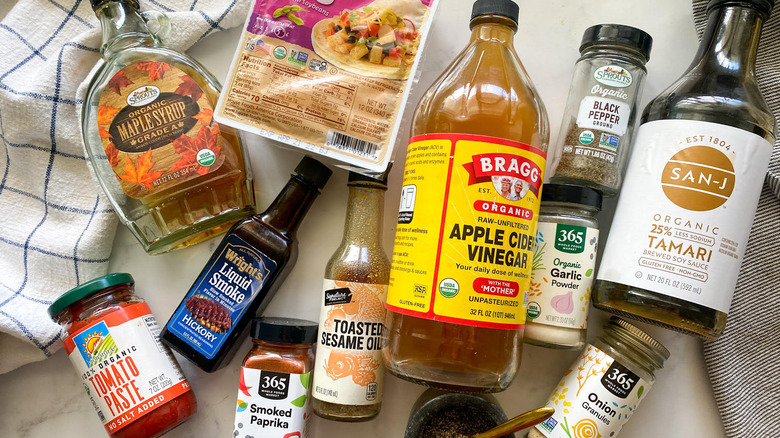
[
  {"xmin": 473, "ymin": 278, "xmax": 520, "ymax": 297},
  {"xmin": 463, "ymin": 153, "xmax": 542, "ymax": 194}
]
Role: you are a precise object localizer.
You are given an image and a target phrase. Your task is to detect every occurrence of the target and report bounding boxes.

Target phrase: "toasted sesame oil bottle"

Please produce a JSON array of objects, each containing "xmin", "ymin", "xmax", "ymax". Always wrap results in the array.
[{"xmin": 383, "ymin": 0, "xmax": 549, "ymax": 392}]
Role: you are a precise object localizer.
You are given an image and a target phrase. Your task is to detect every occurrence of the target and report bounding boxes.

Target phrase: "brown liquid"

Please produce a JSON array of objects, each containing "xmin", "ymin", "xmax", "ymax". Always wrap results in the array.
[{"xmin": 383, "ymin": 15, "xmax": 548, "ymax": 392}]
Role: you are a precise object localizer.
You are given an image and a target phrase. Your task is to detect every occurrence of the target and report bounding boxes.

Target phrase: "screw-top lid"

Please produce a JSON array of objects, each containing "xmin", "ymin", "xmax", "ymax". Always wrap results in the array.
[
  {"xmin": 580, "ymin": 24, "xmax": 653, "ymax": 62},
  {"xmin": 609, "ymin": 316, "xmax": 670, "ymax": 360},
  {"xmin": 48, "ymin": 273, "xmax": 135, "ymax": 319},
  {"xmin": 294, "ymin": 156, "xmax": 333, "ymax": 190},
  {"xmin": 251, "ymin": 317, "xmax": 318, "ymax": 344},
  {"xmin": 470, "ymin": 0, "xmax": 520, "ymax": 23},
  {"xmin": 707, "ymin": 0, "xmax": 774, "ymax": 17},
  {"xmin": 90, "ymin": 0, "xmax": 140, "ymax": 12},
  {"xmin": 541, "ymin": 183, "xmax": 602, "ymax": 211},
  {"xmin": 348, "ymin": 171, "xmax": 389, "ymax": 187}
]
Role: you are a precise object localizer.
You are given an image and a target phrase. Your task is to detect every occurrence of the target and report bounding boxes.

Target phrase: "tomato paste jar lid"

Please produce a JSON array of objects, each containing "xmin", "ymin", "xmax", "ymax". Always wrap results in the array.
[
  {"xmin": 47, "ymin": 273, "xmax": 135, "ymax": 319},
  {"xmin": 252, "ymin": 317, "xmax": 318, "ymax": 345}
]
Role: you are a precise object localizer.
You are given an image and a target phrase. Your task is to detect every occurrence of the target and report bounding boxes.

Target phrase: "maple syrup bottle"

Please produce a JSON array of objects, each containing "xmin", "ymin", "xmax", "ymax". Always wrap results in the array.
[
  {"xmin": 162, "ymin": 156, "xmax": 332, "ymax": 372},
  {"xmin": 82, "ymin": 0, "xmax": 255, "ymax": 254}
]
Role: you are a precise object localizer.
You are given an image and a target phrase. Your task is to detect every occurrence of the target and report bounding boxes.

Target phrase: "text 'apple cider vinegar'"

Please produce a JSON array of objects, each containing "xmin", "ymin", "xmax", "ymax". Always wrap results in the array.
[{"xmin": 383, "ymin": 0, "xmax": 549, "ymax": 392}]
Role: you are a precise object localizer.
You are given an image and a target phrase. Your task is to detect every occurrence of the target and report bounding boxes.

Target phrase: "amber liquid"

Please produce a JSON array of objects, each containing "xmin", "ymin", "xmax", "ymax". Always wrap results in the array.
[
  {"xmin": 383, "ymin": 16, "xmax": 549, "ymax": 392},
  {"xmin": 133, "ymin": 67, "xmax": 254, "ymax": 254},
  {"xmin": 83, "ymin": 2, "xmax": 255, "ymax": 255}
]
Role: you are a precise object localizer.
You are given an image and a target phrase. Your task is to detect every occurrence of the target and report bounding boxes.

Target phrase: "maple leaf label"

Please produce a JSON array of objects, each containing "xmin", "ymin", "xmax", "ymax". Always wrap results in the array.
[
  {"xmin": 172, "ymin": 125, "xmax": 222, "ymax": 175},
  {"xmin": 118, "ymin": 149, "xmax": 164, "ymax": 189},
  {"xmin": 107, "ymin": 70, "xmax": 134, "ymax": 95}
]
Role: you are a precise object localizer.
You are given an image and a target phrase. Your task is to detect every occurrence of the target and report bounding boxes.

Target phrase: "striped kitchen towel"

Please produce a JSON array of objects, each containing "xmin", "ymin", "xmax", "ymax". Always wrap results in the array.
[
  {"xmin": 692, "ymin": 0, "xmax": 780, "ymax": 436},
  {"xmin": 0, "ymin": 0, "xmax": 249, "ymax": 374}
]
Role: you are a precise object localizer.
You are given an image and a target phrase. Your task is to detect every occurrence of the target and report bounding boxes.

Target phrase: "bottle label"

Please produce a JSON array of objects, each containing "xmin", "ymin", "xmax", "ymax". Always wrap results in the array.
[
  {"xmin": 234, "ymin": 367, "xmax": 311, "ymax": 438},
  {"xmin": 597, "ymin": 119, "xmax": 772, "ymax": 313},
  {"xmin": 533, "ymin": 345, "xmax": 652, "ymax": 438},
  {"xmin": 386, "ymin": 133, "xmax": 546, "ymax": 329},
  {"xmin": 97, "ymin": 62, "xmax": 226, "ymax": 198},
  {"xmin": 576, "ymin": 96, "xmax": 630, "ymax": 136},
  {"xmin": 62, "ymin": 302, "xmax": 190, "ymax": 435},
  {"xmin": 312, "ymin": 279, "xmax": 387, "ymax": 406},
  {"xmin": 527, "ymin": 221, "xmax": 598, "ymax": 329},
  {"xmin": 166, "ymin": 234, "xmax": 277, "ymax": 359}
]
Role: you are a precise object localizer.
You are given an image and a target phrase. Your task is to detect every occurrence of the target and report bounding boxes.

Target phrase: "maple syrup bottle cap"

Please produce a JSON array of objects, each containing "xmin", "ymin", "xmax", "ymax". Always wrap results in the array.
[
  {"xmin": 252, "ymin": 317, "xmax": 318, "ymax": 344},
  {"xmin": 294, "ymin": 156, "xmax": 333, "ymax": 189},
  {"xmin": 470, "ymin": 0, "xmax": 519, "ymax": 23},
  {"xmin": 90, "ymin": 0, "xmax": 139, "ymax": 12}
]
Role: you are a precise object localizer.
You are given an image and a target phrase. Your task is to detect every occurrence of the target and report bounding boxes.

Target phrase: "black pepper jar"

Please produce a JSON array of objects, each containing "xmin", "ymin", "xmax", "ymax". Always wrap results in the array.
[{"xmin": 549, "ymin": 24, "xmax": 652, "ymax": 197}]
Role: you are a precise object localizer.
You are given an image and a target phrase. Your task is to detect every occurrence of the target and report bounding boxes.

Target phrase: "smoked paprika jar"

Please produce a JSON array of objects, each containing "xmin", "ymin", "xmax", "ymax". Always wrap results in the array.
[
  {"xmin": 48, "ymin": 273, "xmax": 196, "ymax": 438},
  {"xmin": 233, "ymin": 317, "xmax": 317, "ymax": 438}
]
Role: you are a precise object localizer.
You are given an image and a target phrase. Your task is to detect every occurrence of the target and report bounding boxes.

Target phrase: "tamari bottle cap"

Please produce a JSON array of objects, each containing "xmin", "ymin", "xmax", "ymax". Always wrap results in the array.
[
  {"xmin": 470, "ymin": 0, "xmax": 520, "ymax": 23},
  {"xmin": 580, "ymin": 24, "xmax": 653, "ymax": 62},
  {"xmin": 252, "ymin": 317, "xmax": 318, "ymax": 344},
  {"xmin": 707, "ymin": 0, "xmax": 774, "ymax": 17}
]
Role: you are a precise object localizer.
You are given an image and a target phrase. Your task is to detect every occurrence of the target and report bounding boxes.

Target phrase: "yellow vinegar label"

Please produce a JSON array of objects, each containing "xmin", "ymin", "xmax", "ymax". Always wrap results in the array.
[{"xmin": 387, "ymin": 133, "xmax": 546, "ymax": 329}]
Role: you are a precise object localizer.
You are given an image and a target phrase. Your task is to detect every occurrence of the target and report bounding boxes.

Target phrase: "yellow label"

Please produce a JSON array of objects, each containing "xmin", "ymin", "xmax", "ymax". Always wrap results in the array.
[{"xmin": 386, "ymin": 133, "xmax": 546, "ymax": 329}]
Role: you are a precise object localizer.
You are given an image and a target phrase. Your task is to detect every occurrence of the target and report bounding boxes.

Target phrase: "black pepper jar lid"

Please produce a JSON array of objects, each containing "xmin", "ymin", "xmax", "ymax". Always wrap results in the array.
[
  {"xmin": 471, "ymin": 0, "xmax": 520, "ymax": 23},
  {"xmin": 294, "ymin": 156, "xmax": 333, "ymax": 190},
  {"xmin": 580, "ymin": 24, "xmax": 653, "ymax": 62},
  {"xmin": 541, "ymin": 183, "xmax": 602, "ymax": 211},
  {"xmin": 251, "ymin": 317, "xmax": 318, "ymax": 344},
  {"xmin": 48, "ymin": 273, "xmax": 135, "ymax": 319},
  {"xmin": 708, "ymin": 0, "xmax": 774, "ymax": 17}
]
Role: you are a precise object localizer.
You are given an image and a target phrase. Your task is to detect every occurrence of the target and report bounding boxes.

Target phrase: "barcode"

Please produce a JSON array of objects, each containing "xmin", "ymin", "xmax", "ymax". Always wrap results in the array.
[{"xmin": 326, "ymin": 130, "xmax": 380, "ymax": 160}]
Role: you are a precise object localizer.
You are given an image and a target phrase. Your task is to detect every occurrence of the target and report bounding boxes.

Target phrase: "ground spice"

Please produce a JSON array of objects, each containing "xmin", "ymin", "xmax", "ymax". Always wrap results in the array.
[
  {"xmin": 550, "ymin": 24, "xmax": 652, "ymax": 197},
  {"xmin": 419, "ymin": 405, "xmax": 500, "ymax": 438},
  {"xmin": 233, "ymin": 318, "xmax": 317, "ymax": 438},
  {"xmin": 555, "ymin": 125, "xmax": 621, "ymax": 188}
]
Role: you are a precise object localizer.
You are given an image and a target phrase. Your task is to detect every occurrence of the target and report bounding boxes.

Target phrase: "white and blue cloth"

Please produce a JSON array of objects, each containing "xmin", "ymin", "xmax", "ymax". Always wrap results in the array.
[{"xmin": 0, "ymin": 0, "xmax": 249, "ymax": 374}]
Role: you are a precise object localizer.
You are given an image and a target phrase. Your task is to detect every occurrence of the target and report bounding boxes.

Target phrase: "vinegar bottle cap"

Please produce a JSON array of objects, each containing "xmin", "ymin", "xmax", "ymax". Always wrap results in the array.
[{"xmin": 470, "ymin": 0, "xmax": 519, "ymax": 23}]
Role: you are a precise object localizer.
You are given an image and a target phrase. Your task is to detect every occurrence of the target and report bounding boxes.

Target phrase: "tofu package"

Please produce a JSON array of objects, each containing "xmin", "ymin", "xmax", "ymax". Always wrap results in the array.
[{"xmin": 215, "ymin": 0, "xmax": 439, "ymax": 173}]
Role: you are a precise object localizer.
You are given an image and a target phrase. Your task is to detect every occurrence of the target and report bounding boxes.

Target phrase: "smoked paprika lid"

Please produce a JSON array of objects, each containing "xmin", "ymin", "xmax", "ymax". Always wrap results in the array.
[
  {"xmin": 470, "ymin": 0, "xmax": 519, "ymax": 23},
  {"xmin": 294, "ymin": 156, "xmax": 333, "ymax": 190},
  {"xmin": 252, "ymin": 317, "xmax": 318, "ymax": 345},
  {"xmin": 579, "ymin": 24, "xmax": 653, "ymax": 62},
  {"xmin": 47, "ymin": 273, "xmax": 135, "ymax": 319},
  {"xmin": 541, "ymin": 183, "xmax": 602, "ymax": 211}
]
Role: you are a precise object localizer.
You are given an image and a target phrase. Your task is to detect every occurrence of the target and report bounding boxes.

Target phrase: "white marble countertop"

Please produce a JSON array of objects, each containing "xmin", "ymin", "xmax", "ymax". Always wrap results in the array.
[{"xmin": 0, "ymin": 0, "xmax": 727, "ymax": 437}]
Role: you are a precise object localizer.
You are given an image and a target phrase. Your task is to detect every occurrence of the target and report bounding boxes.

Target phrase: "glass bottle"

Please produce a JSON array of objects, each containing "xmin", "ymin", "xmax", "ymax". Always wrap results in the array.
[
  {"xmin": 161, "ymin": 156, "xmax": 332, "ymax": 372},
  {"xmin": 234, "ymin": 317, "xmax": 317, "ymax": 438},
  {"xmin": 528, "ymin": 317, "xmax": 669, "ymax": 438},
  {"xmin": 592, "ymin": 0, "xmax": 776, "ymax": 339},
  {"xmin": 312, "ymin": 172, "xmax": 391, "ymax": 421},
  {"xmin": 524, "ymin": 184, "xmax": 601, "ymax": 350},
  {"xmin": 549, "ymin": 24, "xmax": 652, "ymax": 197},
  {"xmin": 82, "ymin": 0, "xmax": 255, "ymax": 254},
  {"xmin": 383, "ymin": 0, "xmax": 549, "ymax": 392}
]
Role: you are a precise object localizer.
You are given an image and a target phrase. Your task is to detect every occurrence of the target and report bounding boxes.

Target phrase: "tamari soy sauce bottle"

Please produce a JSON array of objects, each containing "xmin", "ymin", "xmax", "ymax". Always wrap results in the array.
[
  {"xmin": 593, "ymin": 0, "xmax": 776, "ymax": 339},
  {"xmin": 383, "ymin": 0, "xmax": 549, "ymax": 392},
  {"xmin": 82, "ymin": 0, "xmax": 255, "ymax": 254},
  {"xmin": 162, "ymin": 156, "xmax": 332, "ymax": 372}
]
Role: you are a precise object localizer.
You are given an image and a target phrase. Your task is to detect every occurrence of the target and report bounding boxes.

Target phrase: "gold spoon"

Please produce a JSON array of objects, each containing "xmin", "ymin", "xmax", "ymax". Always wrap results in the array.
[{"xmin": 466, "ymin": 406, "xmax": 555, "ymax": 438}]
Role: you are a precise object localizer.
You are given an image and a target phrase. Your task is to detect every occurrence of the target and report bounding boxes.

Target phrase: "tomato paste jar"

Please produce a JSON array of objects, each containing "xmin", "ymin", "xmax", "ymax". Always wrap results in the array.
[{"xmin": 48, "ymin": 273, "xmax": 197, "ymax": 438}]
